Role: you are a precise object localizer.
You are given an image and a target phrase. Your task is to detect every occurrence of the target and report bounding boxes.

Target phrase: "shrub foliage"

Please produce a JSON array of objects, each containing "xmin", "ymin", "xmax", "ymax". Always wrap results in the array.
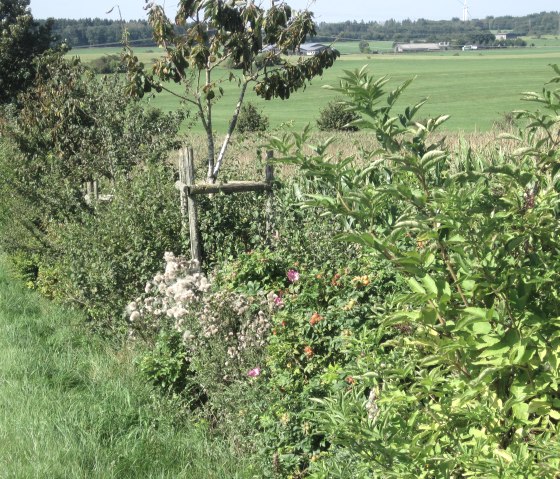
[
  {"xmin": 236, "ymin": 102, "xmax": 269, "ymax": 134},
  {"xmin": 316, "ymin": 99, "xmax": 360, "ymax": 131},
  {"xmin": 0, "ymin": 52, "xmax": 184, "ymax": 328},
  {"xmin": 269, "ymin": 64, "xmax": 560, "ymax": 477}
]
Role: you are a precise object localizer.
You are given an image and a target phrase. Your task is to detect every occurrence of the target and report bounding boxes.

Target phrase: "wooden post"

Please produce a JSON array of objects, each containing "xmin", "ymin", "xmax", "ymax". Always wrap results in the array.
[
  {"xmin": 85, "ymin": 180, "xmax": 94, "ymax": 204},
  {"xmin": 265, "ymin": 150, "xmax": 275, "ymax": 244},
  {"xmin": 178, "ymin": 152, "xmax": 188, "ymax": 231},
  {"xmin": 184, "ymin": 147, "xmax": 203, "ymax": 269},
  {"xmin": 93, "ymin": 180, "xmax": 98, "ymax": 201}
]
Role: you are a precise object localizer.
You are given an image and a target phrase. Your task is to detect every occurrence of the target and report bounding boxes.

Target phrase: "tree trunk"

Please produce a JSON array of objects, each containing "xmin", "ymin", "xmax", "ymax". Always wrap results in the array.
[
  {"xmin": 213, "ymin": 81, "xmax": 249, "ymax": 179},
  {"xmin": 205, "ymin": 68, "xmax": 216, "ymax": 183}
]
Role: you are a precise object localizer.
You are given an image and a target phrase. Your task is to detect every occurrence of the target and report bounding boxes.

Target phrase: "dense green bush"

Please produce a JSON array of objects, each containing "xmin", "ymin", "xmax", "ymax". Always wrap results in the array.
[
  {"xmin": 197, "ymin": 189, "xmax": 269, "ymax": 264},
  {"xmin": 236, "ymin": 102, "xmax": 269, "ymax": 134},
  {"xmin": 87, "ymin": 54, "xmax": 124, "ymax": 74},
  {"xmin": 123, "ymin": 154, "xmax": 385, "ymax": 470},
  {"xmin": 45, "ymin": 163, "xmax": 183, "ymax": 331},
  {"xmin": 316, "ymin": 99, "xmax": 360, "ymax": 131},
  {"xmin": 138, "ymin": 329, "xmax": 191, "ymax": 394},
  {"xmin": 0, "ymin": 51, "xmax": 183, "ymax": 328},
  {"xmin": 195, "ymin": 145, "xmax": 348, "ymax": 270},
  {"xmin": 260, "ymin": 253, "xmax": 401, "ymax": 476},
  {"xmin": 0, "ymin": 137, "xmax": 49, "ymax": 258}
]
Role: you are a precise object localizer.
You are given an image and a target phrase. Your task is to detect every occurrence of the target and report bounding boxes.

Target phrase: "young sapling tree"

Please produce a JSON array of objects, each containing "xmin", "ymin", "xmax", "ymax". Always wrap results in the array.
[{"xmin": 122, "ymin": 0, "xmax": 339, "ymax": 182}]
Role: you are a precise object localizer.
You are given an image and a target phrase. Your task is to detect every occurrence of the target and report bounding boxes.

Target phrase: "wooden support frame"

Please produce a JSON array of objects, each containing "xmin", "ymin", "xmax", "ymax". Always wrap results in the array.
[
  {"xmin": 175, "ymin": 147, "xmax": 275, "ymax": 269},
  {"xmin": 176, "ymin": 180, "xmax": 272, "ymax": 196}
]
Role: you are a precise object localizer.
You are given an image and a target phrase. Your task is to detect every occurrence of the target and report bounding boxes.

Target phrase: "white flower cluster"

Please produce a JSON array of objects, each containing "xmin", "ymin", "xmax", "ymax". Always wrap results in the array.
[
  {"xmin": 126, "ymin": 252, "xmax": 274, "ymax": 378},
  {"xmin": 126, "ymin": 252, "xmax": 209, "ymax": 334},
  {"xmin": 230, "ymin": 310, "xmax": 270, "ymax": 358}
]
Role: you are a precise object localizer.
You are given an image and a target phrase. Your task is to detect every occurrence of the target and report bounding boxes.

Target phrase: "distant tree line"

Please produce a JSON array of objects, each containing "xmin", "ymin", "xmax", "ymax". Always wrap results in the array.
[
  {"xmin": 313, "ymin": 11, "xmax": 560, "ymax": 43},
  {"xmin": 36, "ymin": 10, "xmax": 559, "ymax": 49},
  {"xmin": 37, "ymin": 18, "xmax": 155, "ymax": 47}
]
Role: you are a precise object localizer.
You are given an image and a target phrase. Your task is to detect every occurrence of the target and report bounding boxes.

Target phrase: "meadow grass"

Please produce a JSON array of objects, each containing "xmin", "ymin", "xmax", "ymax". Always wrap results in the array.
[
  {"xmin": 146, "ymin": 47, "xmax": 560, "ymax": 133},
  {"xmin": 330, "ymin": 40, "xmax": 395, "ymax": 54},
  {"xmin": 72, "ymin": 46, "xmax": 161, "ymax": 65},
  {"xmin": 0, "ymin": 258, "xmax": 261, "ymax": 478},
  {"xmin": 73, "ymin": 40, "xmax": 560, "ymax": 134}
]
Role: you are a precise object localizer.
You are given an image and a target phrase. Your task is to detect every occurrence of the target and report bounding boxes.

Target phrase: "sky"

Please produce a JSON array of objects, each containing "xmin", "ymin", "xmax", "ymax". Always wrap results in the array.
[{"xmin": 29, "ymin": 0, "xmax": 559, "ymax": 23}]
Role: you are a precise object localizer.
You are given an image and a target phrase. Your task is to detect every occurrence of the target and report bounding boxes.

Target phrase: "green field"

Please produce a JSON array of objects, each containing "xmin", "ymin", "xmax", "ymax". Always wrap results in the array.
[{"xmin": 72, "ymin": 41, "xmax": 560, "ymax": 133}]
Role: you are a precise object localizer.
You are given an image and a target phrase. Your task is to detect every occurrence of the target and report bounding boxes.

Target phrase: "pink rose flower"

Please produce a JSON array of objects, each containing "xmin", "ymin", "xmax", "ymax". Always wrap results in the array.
[
  {"xmin": 287, "ymin": 269, "xmax": 299, "ymax": 283},
  {"xmin": 247, "ymin": 367, "xmax": 261, "ymax": 377}
]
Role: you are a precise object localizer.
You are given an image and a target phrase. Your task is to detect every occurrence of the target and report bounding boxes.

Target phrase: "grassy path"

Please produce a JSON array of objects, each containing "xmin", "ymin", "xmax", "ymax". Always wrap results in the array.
[{"xmin": 0, "ymin": 259, "xmax": 256, "ymax": 478}]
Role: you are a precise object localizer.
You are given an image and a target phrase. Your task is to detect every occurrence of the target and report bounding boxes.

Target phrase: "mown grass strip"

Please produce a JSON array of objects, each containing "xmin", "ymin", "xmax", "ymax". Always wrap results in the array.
[{"xmin": 0, "ymin": 257, "xmax": 258, "ymax": 478}]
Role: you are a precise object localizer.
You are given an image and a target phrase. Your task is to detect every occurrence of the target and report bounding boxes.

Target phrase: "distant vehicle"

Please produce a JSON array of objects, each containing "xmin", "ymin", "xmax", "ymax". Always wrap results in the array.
[{"xmin": 462, "ymin": 45, "xmax": 478, "ymax": 51}]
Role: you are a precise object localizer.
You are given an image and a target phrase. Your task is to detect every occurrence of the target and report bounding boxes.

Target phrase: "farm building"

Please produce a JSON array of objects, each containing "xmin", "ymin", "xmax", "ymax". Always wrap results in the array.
[
  {"xmin": 261, "ymin": 44, "xmax": 280, "ymax": 54},
  {"xmin": 394, "ymin": 43, "xmax": 441, "ymax": 53},
  {"xmin": 494, "ymin": 32, "xmax": 521, "ymax": 40},
  {"xmin": 298, "ymin": 43, "xmax": 329, "ymax": 56}
]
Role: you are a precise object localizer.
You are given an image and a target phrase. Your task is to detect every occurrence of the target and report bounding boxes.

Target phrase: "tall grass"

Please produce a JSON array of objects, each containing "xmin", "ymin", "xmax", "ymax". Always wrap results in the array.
[
  {"xmin": 0, "ymin": 257, "xmax": 262, "ymax": 478},
  {"xmin": 185, "ymin": 128, "xmax": 521, "ymax": 183}
]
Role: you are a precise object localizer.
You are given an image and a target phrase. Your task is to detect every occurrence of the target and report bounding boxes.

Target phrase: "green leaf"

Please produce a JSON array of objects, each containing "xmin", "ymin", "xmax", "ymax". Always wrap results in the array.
[
  {"xmin": 407, "ymin": 277, "xmax": 426, "ymax": 295},
  {"xmin": 439, "ymin": 280, "xmax": 452, "ymax": 304},
  {"xmin": 463, "ymin": 307, "xmax": 489, "ymax": 320},
  {"xmin": 472, "ymin": 322, "xmax": 492, "ymax": 335},
  {"xmin": 478, "ymin": 329, "xmax": 519, "ymax": 358},
  {"xmin": 494, "ymin": 449, "xmax": 514, "ymax": 463},
  {"xmin": 512, "ymin": 402, "xmax": 529, "ymax": 421},
  {"xmin": 420, "ymin": 274, "xmax": 438, "ymax": 297},
  {"xmin": 549, "ymin": 410, "xmax": 560, "ymax": 420}
]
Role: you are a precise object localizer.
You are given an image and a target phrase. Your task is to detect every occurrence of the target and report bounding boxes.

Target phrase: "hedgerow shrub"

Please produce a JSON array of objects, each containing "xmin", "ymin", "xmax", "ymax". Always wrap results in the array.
[
  {"xmin": 124, "ymin": 156, "xmax": 386, "ymax": 466},
  {"xmin": 197, "ymin": 190, "xmax": 269, "ymax": 264},
  {"xmin": 0, "ymin": 51, "xmax": 181, "ymax": 241},
  {"xmin": 0, "ymin": 137, "xmax": 46, "ymax": 258},
  {"xmin": 45, "ymin": 163, "xmax": 183, "ymax": 332},
  {"xmin": 87, "ymin": 54, "xmax": 124, "ymax": 74},
  {"xmin": 196, "ymin": 149, "xmax": 348, "ymax": 270},
  {"xmin": 0, "ymin": 51, "xmax": 183, "ymax": 328},
  {"xmin": 128, "ymin": 251, "xmax": 277, "ymax": 450},
  {"xmin": 269, "ymin": 65, "xmax": 560, "ymax": 477},
  {"xmin": 259, "ymin": 253, "xmax": 401, "ymax": 476}
]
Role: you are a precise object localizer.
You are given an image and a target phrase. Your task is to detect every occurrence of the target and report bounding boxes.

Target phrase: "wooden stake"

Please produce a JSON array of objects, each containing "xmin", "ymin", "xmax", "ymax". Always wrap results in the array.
[
  {"xmin": 185, "ymin": 147, "xmax": 203, "ymax": 269},
  {"xmin": 175, "ymin": 147, "xmax": 277, "ymax": 268},
  {"xmin": 265, "ymin": 150, "xmax": 275, "ymax": 244},
  {"xmin": 178, "ymin": 151, "xmax": 188, "ymax": 229}
]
